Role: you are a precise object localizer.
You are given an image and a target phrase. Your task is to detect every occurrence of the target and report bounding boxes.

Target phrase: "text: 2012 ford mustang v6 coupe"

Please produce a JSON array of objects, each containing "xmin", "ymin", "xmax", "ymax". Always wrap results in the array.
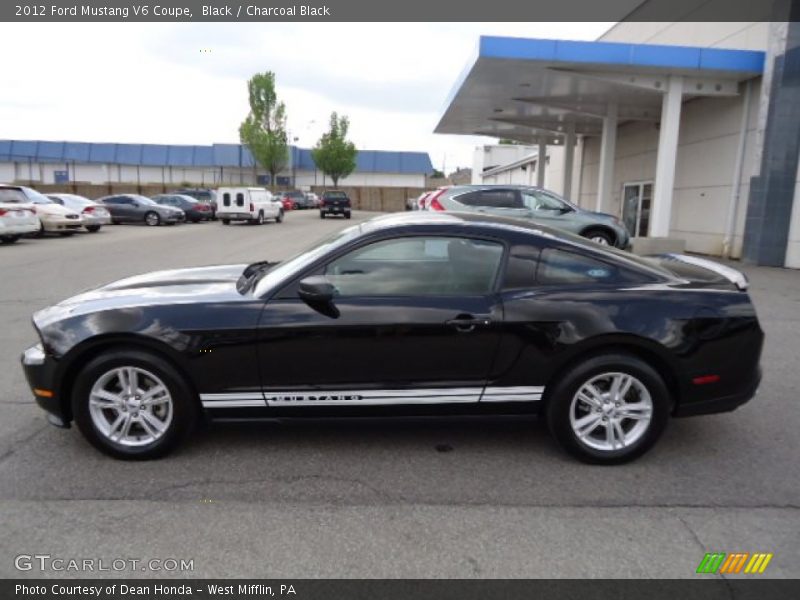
[{"xmin": 21, "ymin": 213, "xmax": 763, "ymax": 463}]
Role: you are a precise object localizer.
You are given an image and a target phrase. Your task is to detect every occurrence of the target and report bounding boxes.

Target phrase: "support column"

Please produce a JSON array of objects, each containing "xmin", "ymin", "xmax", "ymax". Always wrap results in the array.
[
  {"xmin": 537, "ymin": 139, "xmax": 546, "ymax": 187},
  {"xmin": 562, "ymin": 123, "xmax": 576, "ymax": 200},
  {"xmin": 651, "ymin": 75, "xmax": 684, "ymax": 237},
  {"xmin": 596, "ymin": 102, "xmax": 618, "ymax": 212}
]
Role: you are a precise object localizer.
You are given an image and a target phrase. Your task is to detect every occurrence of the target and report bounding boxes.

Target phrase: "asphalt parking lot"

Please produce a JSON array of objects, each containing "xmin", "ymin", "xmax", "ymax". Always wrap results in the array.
[{"xmin": 0, "ymin": 209, "xmax": 798, "ymax": 578}]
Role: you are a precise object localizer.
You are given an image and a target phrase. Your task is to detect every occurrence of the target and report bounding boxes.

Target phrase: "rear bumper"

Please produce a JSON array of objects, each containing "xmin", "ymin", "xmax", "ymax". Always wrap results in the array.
[
  {"xmin": 0, "ymin": 219, "xmax": 39, "ymax": 235},
  {"xmin": 674, "ymin": 366, "xmax": 761, "ymax": 417}
]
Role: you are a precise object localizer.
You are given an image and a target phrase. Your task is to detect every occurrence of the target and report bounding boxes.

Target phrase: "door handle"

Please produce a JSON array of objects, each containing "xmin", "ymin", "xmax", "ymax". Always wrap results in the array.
[{"xmin": 445, "ymin": 314, "xmax": 492, "ymax": 333}]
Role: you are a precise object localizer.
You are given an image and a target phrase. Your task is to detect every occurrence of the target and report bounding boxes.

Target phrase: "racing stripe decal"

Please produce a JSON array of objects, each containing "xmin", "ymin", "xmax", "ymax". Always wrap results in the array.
[{"xmin": 200, "ymin": 386, "xmax": 546, "ymax": 408}]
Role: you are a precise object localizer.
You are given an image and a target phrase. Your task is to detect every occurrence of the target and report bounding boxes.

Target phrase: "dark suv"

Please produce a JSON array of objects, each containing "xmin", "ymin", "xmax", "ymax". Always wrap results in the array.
[{"xmin": 320, "ymin": 190, "xmax": 351, "ymax": 219}]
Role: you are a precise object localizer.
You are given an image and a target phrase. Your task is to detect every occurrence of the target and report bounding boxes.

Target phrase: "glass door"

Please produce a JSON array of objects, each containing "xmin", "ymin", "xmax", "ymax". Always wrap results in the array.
[{"xmin": 621, "ymin": 182, "xmax": 653, "ymax": 237}]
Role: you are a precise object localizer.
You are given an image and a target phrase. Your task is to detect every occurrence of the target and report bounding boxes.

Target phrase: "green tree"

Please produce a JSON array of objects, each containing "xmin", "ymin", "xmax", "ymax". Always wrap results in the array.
[
  {"xmin": 239, "ymin": 72, "xmax": 288, "ymax": 190},
  {"xmin": 311, "ymin": 112, "xmax": 357, "ymax": 187}
]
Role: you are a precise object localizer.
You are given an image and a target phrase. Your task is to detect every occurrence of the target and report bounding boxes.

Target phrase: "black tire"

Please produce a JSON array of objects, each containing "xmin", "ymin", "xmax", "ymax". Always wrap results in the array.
[
  {"xmin": 35, "ymin": 222, "xmax": 45, "ymax": 237},
  {"xmin": 59, "ymin": 231, "xmax": 75, "ymax": 237},
  {"xmin": 276, "ymin": 209, "xmax": 284, "ymax": 223},
  {"xmin": 257, "ymin": 211, "xmax": 265, "ymax": 225},
  {"xmin": 345, "ymin": 212, "xmax": 352, "ymax": 220},
  {"xmin": 583, "ymin": 228, "xmax": 614, "ymax": 247},
  {"xmin": 72, "ymin": 349, "xmax": 198, "ymax": 460},
  {"xmin": 320, "ymin": 212, "xmax": 326, "ymax": 219},
  {"xmin": 86, "ymin": 225, "xmax": 101, "ymax": 233},
  {"xmin": 1, "ymin": 235, "xmax": 20, "ymax": 244},
  {"xmin": 221, "ymin": 219, "xmax": 230, "ymax": 225},
  {"xmin": 545, "ymin": 353, "xmax": 670, "ymax": 465},
  {"xmin": 144, "ymin": 211, "xmax": 161, "ymax": 227}
]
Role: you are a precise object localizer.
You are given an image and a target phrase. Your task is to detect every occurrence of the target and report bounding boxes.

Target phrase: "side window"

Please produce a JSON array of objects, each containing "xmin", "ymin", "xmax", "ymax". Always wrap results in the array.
[
  {"xmin": 222, "ymin": 193, "xmax": 231, "ymax": 207},
  {"xmin": 236, "ymin": 193, "xmax": 245, "ymax": 207},
  {"xmin": 455, "ymin": 189, "xmax": 522, "ymax": 208},
  {"xmin": 537, "ymin": 248, "xmax": 639, "ymax": 285},
  {"xmin": 478, "ymin": 189, "xmax": 523, "ymax": 209},
  {"xmin": 503, "ymin": 245, "xmax": 540, "ymax": 290},
  {"xmin": 117, "ymin": 197, "xmax": 131, "ymax": 205},
  {"xmin": 522, "ymin": 190, "xmax": 566, "ymax": 212},
  {"xmin": 324, "ymin": 237, "xmax": 504, "ymax": 297}
]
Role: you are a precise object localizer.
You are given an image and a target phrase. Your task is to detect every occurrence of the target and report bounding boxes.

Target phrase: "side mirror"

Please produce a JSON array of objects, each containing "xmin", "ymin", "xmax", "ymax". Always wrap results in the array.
[{"xmin": 298, "ymin": 276, "xmax": 340, "ymax": 318}]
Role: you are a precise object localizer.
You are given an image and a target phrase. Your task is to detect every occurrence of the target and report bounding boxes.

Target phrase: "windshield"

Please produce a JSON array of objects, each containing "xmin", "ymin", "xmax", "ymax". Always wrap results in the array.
[
  {"xmin": 252, "ymin": 224, "xmax": 363, "ymax": 297},
  {"xmin": 0, "ymin": 188, "xmax": 28, "ymax": 203},
  {"xmin": 23, "ymin": 187, "xmax": 54, "ymax": 204}
]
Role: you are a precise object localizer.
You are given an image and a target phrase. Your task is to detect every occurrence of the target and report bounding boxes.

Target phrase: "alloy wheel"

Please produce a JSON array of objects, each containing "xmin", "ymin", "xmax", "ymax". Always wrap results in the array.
[{"xmin": 88, "ymin": 366, "xmax": 173, "ymax": 447}]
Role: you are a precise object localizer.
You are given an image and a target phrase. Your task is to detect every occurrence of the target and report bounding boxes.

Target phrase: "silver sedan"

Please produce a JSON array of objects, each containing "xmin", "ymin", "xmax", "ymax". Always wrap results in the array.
[{"xmin": 47, "ymin": 194, "xmax": 112, "ymax": 233}]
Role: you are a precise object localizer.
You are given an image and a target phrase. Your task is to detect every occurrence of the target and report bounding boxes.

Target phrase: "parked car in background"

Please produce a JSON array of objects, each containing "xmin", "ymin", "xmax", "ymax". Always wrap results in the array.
[
  {"xmin": 0, "ymin": 187, "xmax": 39, "ymax": 244},
  {"xmin": 97, "ymin": 194, "xmax": 185, "ymax": 226},
  {"xmin": 174, "ymin": 188, "xmax": 217, "ymax": 220},
  {"xmin": 0, "ymin": 184, "xmax": 83, "ymax": 236},
  {"xmin": 47, "ymin": 194, "xmax": 111, "ymax": 233},
  {"xmin": 281, "ymin": 190, "xmax": 310, "ymax": 209},
  {"xmin": 152, "ymin": 194, "xmax": 213, "ymax": 223},
  {"xmin": 320, "ymin": 190, "xmax": 351, "ymax": 219},
  {"xmin": 306, "ymin": 192, "xmax": 320, "ymax": 208},
  {"xmin": 216, "ymin": 187, "xmax": 283, "ymax": 225},
  {"xmin": 428, "ymin": 185, "xmax": 630, "ymax": 249}
]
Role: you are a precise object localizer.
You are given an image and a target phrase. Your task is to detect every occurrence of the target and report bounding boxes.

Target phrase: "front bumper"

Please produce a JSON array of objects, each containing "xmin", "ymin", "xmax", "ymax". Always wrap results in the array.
[
  {"xmin": 21, "ymin": 343, "xmax": 69, "ymax": 426},
  {"xmin": 674, "ymin": 366, "xmax": 762, "ymax": 417}
]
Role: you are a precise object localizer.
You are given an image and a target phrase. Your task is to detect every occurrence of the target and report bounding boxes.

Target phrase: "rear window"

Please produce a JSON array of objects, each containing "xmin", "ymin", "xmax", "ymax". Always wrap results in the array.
[
  {"xmin": 323, "ymin": 191, "xmax": 348, "ymax": 199},
  {"xmin": 0, "ymin": 188, "xmax": 27, "ymax": 203},
  {"xmin": 537, "ymin": 248, "xmax": 649, "ymax": 286}
]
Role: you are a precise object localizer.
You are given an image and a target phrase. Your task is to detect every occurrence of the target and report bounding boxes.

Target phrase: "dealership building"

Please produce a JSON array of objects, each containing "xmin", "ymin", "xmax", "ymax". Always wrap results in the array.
[
  {"xmin": 0, "ymin": 140, "xmax": 433, "ymax": 190},
  {"xmin": 440, "ymin": 16, "xmax": 800, "ymax": 268}
]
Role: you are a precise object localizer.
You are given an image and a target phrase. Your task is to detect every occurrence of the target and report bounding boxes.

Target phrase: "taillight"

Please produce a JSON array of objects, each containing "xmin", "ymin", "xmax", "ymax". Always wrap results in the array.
[
  {"xmin": 0, "ymin": 209, "xmax": 8, "ymax": 216},
  {"xmin": 427, "ymin": 189, "xmax": 447, "ymax": 211},
  {"xmin": 82, "ymin": 206, "xmax": 95, "ymax": 214},
  {"xmin": 249, "ymin": 203, "xmax": 254, "ymax": 212}
]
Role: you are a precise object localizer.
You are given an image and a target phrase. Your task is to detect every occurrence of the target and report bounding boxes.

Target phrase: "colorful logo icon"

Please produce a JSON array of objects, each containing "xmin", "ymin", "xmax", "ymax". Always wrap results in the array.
[{"xmin": 696, "ymin": 552, "xmax": 773, "ymax": 574}]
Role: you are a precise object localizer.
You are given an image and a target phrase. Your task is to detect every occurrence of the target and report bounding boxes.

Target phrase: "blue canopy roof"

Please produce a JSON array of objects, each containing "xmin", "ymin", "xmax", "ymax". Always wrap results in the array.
[{"xmin": 0, "ymin": 139, "xmax": 433, "ymax": 174}]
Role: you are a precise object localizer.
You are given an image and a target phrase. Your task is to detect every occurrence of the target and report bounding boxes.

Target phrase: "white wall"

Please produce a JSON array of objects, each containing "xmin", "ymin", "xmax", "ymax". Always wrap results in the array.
[
  {"xmin": 600, "ymin": 21, "xmax": 768, "ymax": 51},
  {"xmin": 0, "ymin": 161, "xmax": 426, "ymax": 189},
  {"xmin": 575, "ymin": 78, "xmax": 761, "ymax": 257}
]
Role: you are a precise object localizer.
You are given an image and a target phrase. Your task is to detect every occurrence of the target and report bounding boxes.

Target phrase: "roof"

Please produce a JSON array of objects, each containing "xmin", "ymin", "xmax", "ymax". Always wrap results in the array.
[
  {"xmin": 0, "ymin": 140, "xmax": 433, "ymax": 175},
  {"xmin": 436, "ymin": 35, "xmax": 765, "ymax": 144}
]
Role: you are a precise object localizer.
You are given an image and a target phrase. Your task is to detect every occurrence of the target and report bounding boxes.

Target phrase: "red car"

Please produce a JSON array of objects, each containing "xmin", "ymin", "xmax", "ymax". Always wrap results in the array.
[{"xmin": 280, "ymin": 197, "xmax": 295, "ymax": 211}]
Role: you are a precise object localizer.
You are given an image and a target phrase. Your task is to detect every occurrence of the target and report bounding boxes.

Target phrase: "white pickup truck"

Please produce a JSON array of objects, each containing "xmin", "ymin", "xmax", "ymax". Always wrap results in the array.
[{"xmin": 216, "ymin": 187, "xmax": 284, "ymax": 225}]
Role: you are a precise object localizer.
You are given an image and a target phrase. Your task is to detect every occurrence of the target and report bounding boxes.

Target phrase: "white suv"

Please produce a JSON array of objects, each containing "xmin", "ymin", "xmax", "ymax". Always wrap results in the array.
[
  {"xmin": 216, "ymin": 187, "xmax": 283, "ymax": 225},
  {"xmin": 0, "ymin": 187, "xmax": 39, "ymax": 244}
]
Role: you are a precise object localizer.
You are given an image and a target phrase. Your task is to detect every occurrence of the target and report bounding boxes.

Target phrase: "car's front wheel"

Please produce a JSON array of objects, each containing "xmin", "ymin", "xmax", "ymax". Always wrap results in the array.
[
  {"xmin": 72, "ymin": 350, "xmax": 197, "ymax": 460},
  {"xmin": 86, "ymin": 225, "xmax": 101, "ymax": 233},
  {"xmin": 545, "ymin": 353, "xmax": 670, "ymax": 464},
  {"xmin": 144, "ymin": 211, "xmax": 161, "ymax": 227},
  {"xmin": 0, "ymin": 235, "xmax": 20, "ymax": 244}
]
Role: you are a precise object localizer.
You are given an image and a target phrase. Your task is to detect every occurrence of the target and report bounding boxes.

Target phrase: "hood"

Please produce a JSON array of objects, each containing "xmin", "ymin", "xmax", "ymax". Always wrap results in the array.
[{"xmin": 34, "ymin": 264, "xmax": 248, "ymax": 327}]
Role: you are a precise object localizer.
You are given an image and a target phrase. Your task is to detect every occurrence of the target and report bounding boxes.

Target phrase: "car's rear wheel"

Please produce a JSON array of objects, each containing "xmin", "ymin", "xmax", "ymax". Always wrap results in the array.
[
  {"xmin": 0, "ymin": 235, "xmax": 20, "ymax": 244},
  {"xmin": 144, "ymin": 211, "xmax": 161, "ymax": 227},
  {"xmin": 257, "ymin": 211, "xmax": 265, "ymax": 225},
  {"xmin": 545, "ymin": 353, "xmax": 670, "ymax": 464},
  {"xmin": 59, "ymin": 231, "xmax": 74, "ymax": 237},
  {"xmin": 72, "ymin": 350, "xmax": 197, "ymax": 460},
  {"xmin": 584, "ymin": 229, "xmax": 614, "ymax": 246},
  {"xmin": 276, "ymin": 209, "xmax": 284, "ymax": 223},
  {"xmin": 86, "ymin": 225, "xmax": 101, "ymax": 233},
  {"xmin": 320, "ymin": 212, "xmax": 325, "ymax": 219}
]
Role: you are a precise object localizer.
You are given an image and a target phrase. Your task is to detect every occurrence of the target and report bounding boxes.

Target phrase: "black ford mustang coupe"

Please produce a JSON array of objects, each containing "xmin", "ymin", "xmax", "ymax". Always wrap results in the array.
[{"xmin": 21, "ymin": 212, "xmax": 763, "ymax": 463}]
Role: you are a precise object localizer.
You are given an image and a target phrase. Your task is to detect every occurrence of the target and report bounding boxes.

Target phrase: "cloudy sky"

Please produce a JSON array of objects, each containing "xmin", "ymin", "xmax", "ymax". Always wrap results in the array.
[{"xmin": 0, "ymin": 22, "xmax": 611, "ymax": 171}]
